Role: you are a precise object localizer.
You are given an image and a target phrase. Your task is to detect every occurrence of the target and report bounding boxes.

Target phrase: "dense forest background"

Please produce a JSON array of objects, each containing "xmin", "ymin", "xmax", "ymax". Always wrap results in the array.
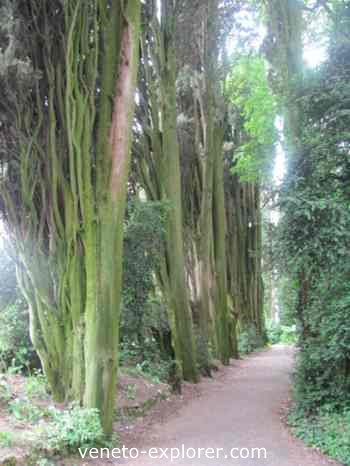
[{"xmin": 0, "ymin": 0, "xmax": 349, "ymax": 463}]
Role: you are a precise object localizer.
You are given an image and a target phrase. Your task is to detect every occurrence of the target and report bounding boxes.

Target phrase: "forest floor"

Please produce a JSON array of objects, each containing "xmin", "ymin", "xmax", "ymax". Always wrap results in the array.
[
  {"xmin": 68, "ymin": 346, "xmax": 340, "ymax": 466},
  {"xmin": 0, "ymin": 347, "xmax": 341, "ymax": 466}
]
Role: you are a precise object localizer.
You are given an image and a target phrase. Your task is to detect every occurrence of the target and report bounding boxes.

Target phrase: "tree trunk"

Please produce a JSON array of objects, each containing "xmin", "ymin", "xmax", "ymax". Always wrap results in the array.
[
  {"xmin": 212, "ymin": 128, "xmax": 231, "ymax": 364},
  {"xmin": 1, "ymin": 0, "xmax": 141, "ymax": 436},
  {"xmin": 84, "ymin": 0, "xmax": 141, "ymax": 435}
]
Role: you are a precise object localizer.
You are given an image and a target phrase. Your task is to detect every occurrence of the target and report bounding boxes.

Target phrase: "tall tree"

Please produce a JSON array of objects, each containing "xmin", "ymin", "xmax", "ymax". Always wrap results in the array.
[
  {"xmin": 267, "ymin": 0, "xmax": 350, "ymax": 410},
  {"xmin": 175, "ymin": 0, "xmax": 235, "ymax": 370},
  {"xmin": 134, "ymin": 0, "xmax": 198, "ymax": 382},
  {"xmin": 0, "ymin": 0, "xmax": 141, "ymax": 434},
  {"xmin": 264, "ymin": 0, "xmax": 306, "ymax": 336}
]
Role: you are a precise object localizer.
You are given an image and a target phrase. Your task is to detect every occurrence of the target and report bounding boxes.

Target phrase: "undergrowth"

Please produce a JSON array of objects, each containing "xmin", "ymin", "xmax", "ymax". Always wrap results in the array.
[{"xmin": 288, "ymin": 406, "xmax": 350, "ymax": 466}]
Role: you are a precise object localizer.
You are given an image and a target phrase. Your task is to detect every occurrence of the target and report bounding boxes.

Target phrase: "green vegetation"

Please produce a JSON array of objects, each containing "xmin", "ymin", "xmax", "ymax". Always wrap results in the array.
[
  {"xmin": 0, "ymin": 0, "xmax": 348, "ymax": 463},
  {"xmin": 225, "ymin": 56, "xmax": 277, "ymax": 181},
  {"xmin": 266, "ymin": 322, "xmax": 297, "ymax": 345},
  {"xmin": 289, "ymin": 408, "xmax": 350, "ymax": 466},
  {"xmin": 264, "ymin": 0, "xmax": 350, "ymax": 462},
  {"xmin": 25, "ymin": 372, "xmax": 48, "ymax": 399},
  {"xmin": 8, "ymin": 398, "xmax": 43, "ymax": 423},
  {"xmin": 45, "ymin": 405, "xmax": 104, "ymax": 453},
  {"xmin": 0, "ymin": 431, "xmax": 13, "ymax": 448}
]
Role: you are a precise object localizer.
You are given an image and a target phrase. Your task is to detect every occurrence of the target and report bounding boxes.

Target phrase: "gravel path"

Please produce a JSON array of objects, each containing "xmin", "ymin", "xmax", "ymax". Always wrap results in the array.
[{"xmin": 120, "ymin": 346, "xmax": 339, "ymax": 466}]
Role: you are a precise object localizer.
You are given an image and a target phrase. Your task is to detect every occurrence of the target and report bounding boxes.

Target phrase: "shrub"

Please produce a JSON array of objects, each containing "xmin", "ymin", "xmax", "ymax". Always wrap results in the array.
[
  {"xmin": 0, "ymin": 301, "xmax": 37, "ymax": 372},
  {"xmin": 46, "ymin": 404, "xmax": 105, "ymax": 453},
  {"xmin": 0, "ymin": 376, "xmax": 12, "ymax": 404},
  {"xmin": 25, "ymin": 372, "xmax": 48, "ymax": 399},
  {"xmin": 266, "ymin": 322, "xmax": 297, "ymax": 345},
  {"xmin": 8, "ymin": 397, "xmax": 43, "ymax": 423},
  {"xmin": 238, "ymin": 324, "xmax": 264, "ymax": 355},
  {"xmin": 0, "ymin": 431, "xmax": 13, "ymax": 447},
  {"xmin": 266, "ymin": 321, "xmax": 282, "ymax": 344},
  {"xmin": 280, "ymin": 325, "xmax": 297, "ymax": 344},
  {"xmin": 293, "ymin": 338, "xmax": 350, "ymax": 413}
]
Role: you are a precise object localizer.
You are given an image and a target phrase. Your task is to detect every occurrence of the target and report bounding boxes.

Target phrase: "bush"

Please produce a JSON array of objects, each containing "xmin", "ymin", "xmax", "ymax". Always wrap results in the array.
[
  {"xmin": 0, "ymin": 431, "xmax": 13, "ymax": 448},
  {"xmin": 8, "ymin": 397, "xmax": 43, "ymax": 423},
  {"xmin": 238, "ymin": 324, "xmax": 264, "ymax": 355},
  {"xmin": 120, "ymin": 337, "xmax": 172, "ymax": 384},
  {"xmin": 266, "ymin": 321, "xmax": 297, "ymax": 345},
  {"xmin": 0, "ymin": 376, "xmax": 12, "ymax": 404},
  {"xmin": 121, "ymin": 201, "xmax": 168, "ymax": 344},
  {"xmin": 266, "ymin": 321, "xmax": 282, "ymax": 344},
  {"xmin": 0, "ymin": 301, "xmax": 37, "ymax": 372},
  {"xmin": 280, "ymin": 325, "xmax": 297, "ymax": 344},
  {"xmin": 291, "ymin": 264, "xmax": 350, "ymax": 413},
  {"xmin": 46, "ymin": 404, "xmax": 105, "ymax": 453},
  {"xmin": 25, "ymin": 372, "xmax": 48, "ymax": 399},
  {"xmin": 293, "ymin": 339, "xmax": 350, "ymax": 413}
]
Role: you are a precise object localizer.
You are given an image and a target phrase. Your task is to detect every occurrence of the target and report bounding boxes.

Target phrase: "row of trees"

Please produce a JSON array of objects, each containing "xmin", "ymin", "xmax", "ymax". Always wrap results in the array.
[
  {"xmin": 265, "ymin": 0, "xmax": 350, "ymax": 412},
  {"xmin": 0, "ymin": 0, "xmax": 267, "ymax": 434}
]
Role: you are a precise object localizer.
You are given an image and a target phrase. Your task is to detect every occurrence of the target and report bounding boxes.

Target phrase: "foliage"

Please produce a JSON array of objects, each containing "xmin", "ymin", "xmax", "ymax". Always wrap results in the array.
[
  {"xmin": 292, "ymin": 267, "xmax": 350, "ymax": 411},
  {"xmin": 279, "ymin": 326, "xmax": 297, "ymax": 344},
  {"xmin": 25, "ymin": 372, "xmax": 48, "ymax": 399},
  {"xmin": 237, "ymin": 324, "xmax": 264, "ymax": 355},
  {"xmin": 0, "ymin": 300, "xmax": 36, "ymax": 372},
  {"xmin": 225, "ymin": 56, "xmax": 277, "ymax": 181},
  {"xmin": 45, "ymin": 405, "xmax": 104, "ymax": 453},
  {"xmin": 121, "ymin": 200, "xmax": 168, "ymax": 343},
  {"xmin": 124, "ymin": 384, "xmax": 137, "ymax": 401},
  {"xmin": 266, "ymin": 321, "xmax": 282, "ymax": 344},
  {"xmin": 120, "ymin": 337, "xmax": 173, "ymax": 384},
  {"xmin": 264, "ymin": 5, "xmax": 350, "ymax": 465},
  {"xmin": 0, "ymin": 431, "xmax": 13, "ymax": 448},
  {"xmin": 0, "ymin": 242, "xmax": 18, "ymax": 309},
  {"xmin": 119, "ymin": 200, "xmax": 174, "ymax": 382},
  {"xmin": 0, "ymin": 240, "xmax": 37, "ymax": 372},
  {"xmin": 266, "ymin": 321, "xmax": 297, "ymax": 345},
  {"xmin": 289, "ymin": 407, "xmax": 350, "ymax": 466},
  {"xmin": 8, "ymin": 397, "xmax": 43, "ymax": 423},
  {"xmin": 0, "ymin": 376, "xmax": 12, "ymax": 403},
  {"xmin": 273, "ymin": 1, "xmax": 350, "ymax": 423},
  {"xmin": 36, "ymin": 460, "xmax": 55, "ymax": 466},
  {"xmin": 276, "ymin": 277, "xmax": 298, "ymax": 327}
]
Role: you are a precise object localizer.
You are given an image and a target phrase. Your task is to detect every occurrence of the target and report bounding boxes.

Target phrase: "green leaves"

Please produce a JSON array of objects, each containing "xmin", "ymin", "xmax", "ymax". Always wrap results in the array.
[
  {"xmin": 289, "ymin": 408, "xmax": 350, "ymax": 466},
  {"xmin": 225, "ymin": 56, "xmax": 277, "ymax": 181},
  {"xmin": 46, "ymin": 404, "xmax": 104, "ymax": 452},
  {"xmin": 121, "ymin": 200, "xmax": 169, "ymax": 342}
]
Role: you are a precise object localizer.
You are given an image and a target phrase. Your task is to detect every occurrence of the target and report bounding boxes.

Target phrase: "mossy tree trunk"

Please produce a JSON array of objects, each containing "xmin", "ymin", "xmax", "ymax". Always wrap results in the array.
[
  {"xmin": 224, "ymin": 174, "xmax": 265, "ymax": 347},
  {"xmin": 134, "ymin": 0, "xmax": 198, "ymax": 382},
  {"xmin": 212, "ymin": 127, "xmax": 231, "ymax": 364},
  {"xmin": 0, "ymin": 0, "xmax": 141, "ymax": 435},
  {"xmin": 173, "ymin": 0, "xmax": 233, "ymax": 369}
]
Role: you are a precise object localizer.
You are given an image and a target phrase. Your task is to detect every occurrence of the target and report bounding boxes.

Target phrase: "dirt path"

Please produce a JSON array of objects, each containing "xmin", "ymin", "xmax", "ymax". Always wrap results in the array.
[{"xmin": 116, "ymin": 346, "xmax": 338, "ymax": 466}]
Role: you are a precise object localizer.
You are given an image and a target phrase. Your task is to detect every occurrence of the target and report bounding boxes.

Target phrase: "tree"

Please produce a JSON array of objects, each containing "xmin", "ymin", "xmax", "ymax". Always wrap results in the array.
[
  {"xmin": 0, "ymin": 0, "xmax": 141, "ymax": 435},
  {"xmin": 265, "ymin": 0, "xmax": 350, "ymax": 410},
  {"xmin": 223, "ymin": 56, "xmax": 276, "ymax": 346},
  {"xmin": 134, "ymin": 0, "xmax": 198, "ymax": 382},
  {"xmin": 175, "ymin": 0, "xmax": 236, "ymax": 370}
]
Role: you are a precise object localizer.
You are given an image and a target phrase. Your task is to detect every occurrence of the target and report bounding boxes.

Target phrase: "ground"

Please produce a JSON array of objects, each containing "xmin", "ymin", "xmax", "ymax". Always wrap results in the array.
[
  {"xmin": 0, "ymin": 370, "xmax": 170, "ymax": 465},
  {"xmin": 112, "ymin": 346, "xmax": 339, "ymax": 466},
  {"xmin": 0, "ymin": 347, "xmax": 341, "ymax": 466}
]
